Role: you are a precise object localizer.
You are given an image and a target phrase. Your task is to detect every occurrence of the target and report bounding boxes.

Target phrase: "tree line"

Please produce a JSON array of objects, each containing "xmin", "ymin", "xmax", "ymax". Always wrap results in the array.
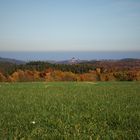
[{"xmin": 0, "ymin": 60, "xmax": 140, "ymax": 82}]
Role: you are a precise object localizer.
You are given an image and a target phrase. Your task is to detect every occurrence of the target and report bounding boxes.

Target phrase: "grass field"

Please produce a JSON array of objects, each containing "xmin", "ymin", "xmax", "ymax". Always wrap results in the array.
[{"xmin": 0, "ymin": 82, "xmax": 140, "ymax": 139}]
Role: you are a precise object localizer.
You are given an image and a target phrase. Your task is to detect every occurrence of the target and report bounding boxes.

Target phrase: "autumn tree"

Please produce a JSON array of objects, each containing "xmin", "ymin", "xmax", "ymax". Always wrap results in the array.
[{"xmin": 0, "ymin": 72, "xmax": 6, "ymax": 82}]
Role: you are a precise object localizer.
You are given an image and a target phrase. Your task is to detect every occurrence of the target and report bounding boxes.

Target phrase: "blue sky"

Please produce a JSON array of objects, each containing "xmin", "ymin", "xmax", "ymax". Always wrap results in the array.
[{"xmin": 0, "ymin": 0, "xmax": 140, "ymax": 51}]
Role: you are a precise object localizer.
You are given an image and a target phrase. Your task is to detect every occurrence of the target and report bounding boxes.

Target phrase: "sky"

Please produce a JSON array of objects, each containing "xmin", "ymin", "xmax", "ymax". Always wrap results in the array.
[{"xmin": 0, "ymin": 0, "xmax": 140, "ymax": 52}]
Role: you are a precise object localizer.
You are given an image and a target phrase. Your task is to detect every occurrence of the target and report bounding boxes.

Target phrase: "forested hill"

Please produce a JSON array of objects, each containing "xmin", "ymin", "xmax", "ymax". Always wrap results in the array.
[
  {"xmin": 0, "ymin": 57, "xmax": 140, "ymax": 82},
  {"xmin": 80, "ymin": 58, "xmax": 140, "ymax": 71}
]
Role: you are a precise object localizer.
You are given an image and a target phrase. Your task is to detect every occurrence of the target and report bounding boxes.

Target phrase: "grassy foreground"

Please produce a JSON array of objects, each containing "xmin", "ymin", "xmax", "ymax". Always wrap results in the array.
[{"xmin": 0, "ymin": 82, "xmax": 139, "ymax": 140}]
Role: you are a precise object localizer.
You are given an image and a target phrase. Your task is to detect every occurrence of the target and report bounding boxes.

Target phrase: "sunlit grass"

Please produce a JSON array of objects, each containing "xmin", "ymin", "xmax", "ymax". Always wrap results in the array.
[{"xmin": 0, "ymin": 82, "xmax": 140, "ymax": 139}]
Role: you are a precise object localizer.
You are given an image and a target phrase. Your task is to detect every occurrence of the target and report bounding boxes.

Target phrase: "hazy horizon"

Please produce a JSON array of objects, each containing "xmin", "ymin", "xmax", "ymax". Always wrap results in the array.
[
  {"xmin": 0, "ymin": 51, "xmax": 140, "ymax": 61},
  {"xmin": 0, "ymin": 0, "xmax": 140, "ymax": 52}
]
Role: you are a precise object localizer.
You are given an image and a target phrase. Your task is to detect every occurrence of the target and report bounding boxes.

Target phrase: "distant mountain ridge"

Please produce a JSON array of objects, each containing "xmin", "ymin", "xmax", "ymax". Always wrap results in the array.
[
  {"xmin": 0, "ymin": 57, "xmax": 25, "ymax": 64},
  {"xmin": 0, "ymin": 56, "xmax": 140, "ymax": 65},
  {"xmin": 56, "ymin": 57, "xmax": 82, "ymax": 64}
]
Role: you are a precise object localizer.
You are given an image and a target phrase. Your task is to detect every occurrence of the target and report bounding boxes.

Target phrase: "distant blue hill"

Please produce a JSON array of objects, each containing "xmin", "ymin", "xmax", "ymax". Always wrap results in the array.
[
  {"xmin": 0, "ymin": 56, "xmax": 140, "ymax": 65},
  {"xmin": 0, "ymin": 57, "xmax": 25, "ymax": 65}
]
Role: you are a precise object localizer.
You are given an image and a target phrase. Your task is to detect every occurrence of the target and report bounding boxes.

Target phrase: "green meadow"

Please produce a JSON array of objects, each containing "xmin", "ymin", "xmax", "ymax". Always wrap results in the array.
[{"xmin": 0, "ymin": 82, "xmax": 139, "ymax": 139}]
